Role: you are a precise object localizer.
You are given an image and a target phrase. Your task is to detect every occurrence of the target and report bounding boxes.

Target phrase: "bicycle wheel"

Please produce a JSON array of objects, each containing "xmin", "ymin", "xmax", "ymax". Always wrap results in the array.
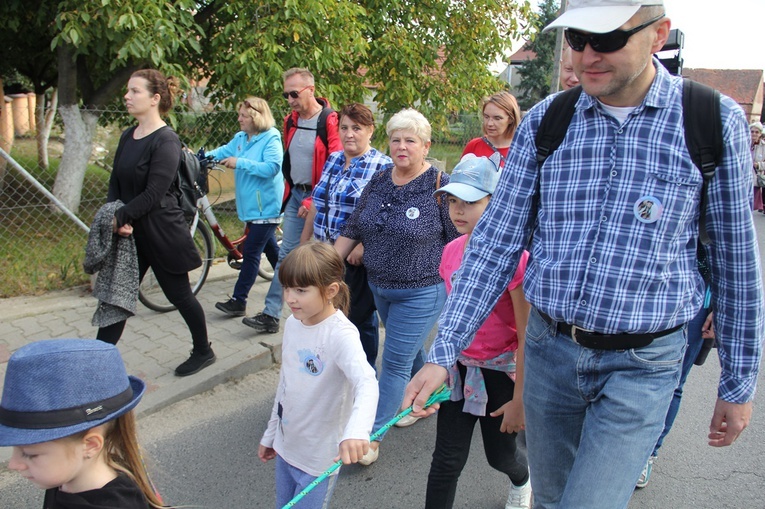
[
  {"xmin": 257, "ymin": 225, "xmax": 283, "ymax": 281},
  {"xmin": 139, "ymin": 221, "xmax": 214, "ymax": 312}
]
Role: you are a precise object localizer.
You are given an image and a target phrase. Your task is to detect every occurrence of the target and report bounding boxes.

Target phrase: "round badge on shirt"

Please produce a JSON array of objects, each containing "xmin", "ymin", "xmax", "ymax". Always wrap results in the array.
[
  {"xmin": 633, "ymin": 196, "xmax": 663, "ymax": 224},
  {"xmin": 406, "ymin": 207, "xmax": 420, "ymax": 219}
]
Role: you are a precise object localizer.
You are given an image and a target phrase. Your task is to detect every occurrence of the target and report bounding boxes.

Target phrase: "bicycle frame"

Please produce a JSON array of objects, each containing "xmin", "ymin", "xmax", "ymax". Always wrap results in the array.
[{"xmin": 197, "ymin": 193, "xmax": 248, "ymax": 269}]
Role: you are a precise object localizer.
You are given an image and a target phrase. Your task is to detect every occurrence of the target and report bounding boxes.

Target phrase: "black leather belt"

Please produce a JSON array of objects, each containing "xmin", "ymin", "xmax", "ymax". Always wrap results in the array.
[
  {"xmin": 294, "ymin": 183, "xmax": 312, "ymax": 193},
  {"xmin": 538, "ymin": 311, "xmax": 683, "ymax": 350}
]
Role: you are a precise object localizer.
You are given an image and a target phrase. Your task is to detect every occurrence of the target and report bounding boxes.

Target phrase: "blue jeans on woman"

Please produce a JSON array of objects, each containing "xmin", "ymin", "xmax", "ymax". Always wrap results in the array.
[
  {"xmin": 263, "ymin": 188, "xmax": 310, "ymax": 319},
  {"xmin": 232, "ymin": 222, "xmax": 279, "ymax": 304},
  {"xmin": 523, "ymin": 307, "xmax": 685, "ymax": 509},
  {"xmin": 368, "ymin": 281, "xmax": 446, "ymax": 438}
]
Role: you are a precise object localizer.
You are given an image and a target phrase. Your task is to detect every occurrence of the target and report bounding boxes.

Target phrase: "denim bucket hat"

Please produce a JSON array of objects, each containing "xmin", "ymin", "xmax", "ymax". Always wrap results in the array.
[
  {"xmin": 0, "ymin": 339, "xmax": 145, "ymax": 446},
  {"xmin": 434, "ymin": 153, "xmax": 502, "ymax": 202}
]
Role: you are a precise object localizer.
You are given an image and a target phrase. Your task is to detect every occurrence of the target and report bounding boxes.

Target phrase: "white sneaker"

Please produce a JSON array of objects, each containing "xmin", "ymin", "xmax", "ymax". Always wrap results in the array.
[
  {"xmin": 358, "ymin": 444, "xmax": 379, "ymax": 466},
  {"xmin": 394, "ymin": 414, "xmax": 421, "ymax": 427},
  {"xmin": 506, "ymin": 478, "xmax": 532, "ymax": 509}
]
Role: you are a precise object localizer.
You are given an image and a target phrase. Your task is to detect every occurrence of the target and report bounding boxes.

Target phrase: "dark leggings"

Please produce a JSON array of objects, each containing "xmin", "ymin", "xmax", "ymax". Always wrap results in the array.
[
  {"xmin": 425, "ymin": 364, "xmax": 529, "ymax": 509},
  {"xmin": 97, "ymin": 254, "xmax": 209, "ymax": 353}
]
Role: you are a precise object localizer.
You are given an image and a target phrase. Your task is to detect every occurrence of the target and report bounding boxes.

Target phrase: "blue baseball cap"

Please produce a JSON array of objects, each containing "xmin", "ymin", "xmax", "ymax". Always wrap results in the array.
[{"xmin": 434, "ymin": 153, "xmax": 502, "ymax": 202}]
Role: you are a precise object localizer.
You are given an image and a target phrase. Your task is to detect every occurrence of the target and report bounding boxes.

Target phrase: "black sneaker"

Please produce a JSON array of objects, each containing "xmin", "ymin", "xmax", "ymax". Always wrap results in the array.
[
  {"xmin": 215, "ymin": 297, "xmax": 246, "ymax": 317},
  {"xmin": 175, "ymin": 345, "xmax": 216, "ymax": 376},
  {"xmin": 242, "ymin": 312, "xmax": 279, "ymax": 333}
]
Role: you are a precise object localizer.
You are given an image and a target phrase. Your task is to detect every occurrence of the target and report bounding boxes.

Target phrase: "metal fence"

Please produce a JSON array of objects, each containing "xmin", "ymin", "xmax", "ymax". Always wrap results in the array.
[{"xmin": 0, "ymin": 104, "xmax": 480, "ymax": 297}]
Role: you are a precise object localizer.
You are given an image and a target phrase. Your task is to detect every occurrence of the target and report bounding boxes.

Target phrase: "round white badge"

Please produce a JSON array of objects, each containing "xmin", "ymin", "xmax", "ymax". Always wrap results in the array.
[
  {"xmin": 406, "ymin": 207, "xmax": 420, "ymax": 219},
  {"xmin": 633, "ymin": 196, "xmax": 663, "ymax": 224}
]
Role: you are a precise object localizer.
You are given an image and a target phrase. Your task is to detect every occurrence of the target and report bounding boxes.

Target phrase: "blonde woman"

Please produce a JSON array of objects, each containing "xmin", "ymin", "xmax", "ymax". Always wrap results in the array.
[{"xmin": 209, "ymin": 97, "xmax": 285, "ymax": 318}]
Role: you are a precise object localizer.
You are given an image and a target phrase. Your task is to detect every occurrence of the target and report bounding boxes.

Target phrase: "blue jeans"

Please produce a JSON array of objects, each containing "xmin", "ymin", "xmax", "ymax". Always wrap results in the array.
[
  {"xmin": 274, "ymin": 454, "xmax": 337, "ymax": 509},
  {"xmin": 652, "ymin": 305, "xmax": 708, "ymax": 456},
  {"xmin": 232, "ymin": 222, "xmax": 279, "ymax": 304},
  {"xmin": 263, "ymin": 188, "xmax": 310, "ymax": 319},
  {"xmin": 369, "ymin": 281, "xmax": 446, "ymax": 438},
  {"xmin": 523, "ymin": 307, "xmax": 685, "ymax": 509}
]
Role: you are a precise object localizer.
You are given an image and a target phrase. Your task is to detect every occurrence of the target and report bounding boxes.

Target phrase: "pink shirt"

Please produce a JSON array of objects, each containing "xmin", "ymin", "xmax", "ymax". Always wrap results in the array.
[{"xmin": 440, "ymin": 235, "xmax": 529, "ymax": 360}]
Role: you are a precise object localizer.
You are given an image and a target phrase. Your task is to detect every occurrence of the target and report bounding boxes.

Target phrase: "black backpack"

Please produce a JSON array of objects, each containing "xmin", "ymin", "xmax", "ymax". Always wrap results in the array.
[
  {"xmin": 174, "ymin": 145, "xmax": 209, "ymax": 220},
  {"xmin": 138, "ymin": 126, "xmax": 207, "ymax": 220},
  {"xmin": 535, "ymin": 79, "xmax": 722, "ymax": 245}
]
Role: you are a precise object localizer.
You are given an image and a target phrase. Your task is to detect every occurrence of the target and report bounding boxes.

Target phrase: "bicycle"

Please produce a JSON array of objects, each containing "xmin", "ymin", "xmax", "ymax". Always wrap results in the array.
[{"xmin": 139, "ymin": 154, "xmax": 282, "ymax": 312}]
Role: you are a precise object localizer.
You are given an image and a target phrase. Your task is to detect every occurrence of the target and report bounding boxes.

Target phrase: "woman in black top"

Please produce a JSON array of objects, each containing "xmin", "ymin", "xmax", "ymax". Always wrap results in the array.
[{"xmin": 97, "ymin": 69, "xmax": 215, "ymax": 377}]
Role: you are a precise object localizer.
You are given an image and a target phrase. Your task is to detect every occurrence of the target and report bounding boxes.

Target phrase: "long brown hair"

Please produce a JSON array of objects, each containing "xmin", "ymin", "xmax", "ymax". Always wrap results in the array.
[
  {"xmin": 278, "ymin": 242, "xmax": 350, "ymax": 316},
  {"xmin": 102, "ymin": 412, "xmax": 165, "ymax": 508}
]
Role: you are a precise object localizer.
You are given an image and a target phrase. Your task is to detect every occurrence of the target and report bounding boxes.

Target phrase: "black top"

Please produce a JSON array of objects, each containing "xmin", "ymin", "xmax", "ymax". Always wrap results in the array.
[
  {"xmin": 107, "ymin": 126, "xmax": 201, "ymax": 274},
  {"xmin": 43, "ymin": 473, "xmax": 150, "ymax": 509}
]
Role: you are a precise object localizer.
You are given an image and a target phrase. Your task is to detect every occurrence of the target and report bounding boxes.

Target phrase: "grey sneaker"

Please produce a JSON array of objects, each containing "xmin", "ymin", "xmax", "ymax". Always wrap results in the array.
[
  {"xmin": 215, "ymin": 298, "xmax": 246, "ymax": 317},
  {"xmin": 242, "ymin": 312, "xmax": 279, "ymax": 333},
  {"xmin": 636, "ymin": 456, "xmax": 656, "ymax": 489}
]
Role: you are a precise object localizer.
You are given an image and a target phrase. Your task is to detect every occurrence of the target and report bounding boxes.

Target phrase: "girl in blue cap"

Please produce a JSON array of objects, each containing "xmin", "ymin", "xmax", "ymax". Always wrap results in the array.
[
  {"xmin": 0, "ymin": 339, "xmax": 163, "ymax": 509},
  {"xmin": 426, "ymin": 153, "xmax": 532, "ymax": 509}
]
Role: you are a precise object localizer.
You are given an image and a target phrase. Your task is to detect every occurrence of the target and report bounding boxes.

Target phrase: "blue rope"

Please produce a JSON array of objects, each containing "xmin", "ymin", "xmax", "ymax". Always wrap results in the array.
[{"xmin": 281, "ymin": 384, "xmax": 451, "ymax": 508}]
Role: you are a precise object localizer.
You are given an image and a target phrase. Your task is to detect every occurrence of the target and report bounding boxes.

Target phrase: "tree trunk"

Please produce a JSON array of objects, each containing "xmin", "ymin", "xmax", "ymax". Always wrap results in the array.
[
  {"xmin": 35, "ymin": 88, "xmax": 58, "ymax": 170},
  {"xmin": 52, "ymin": 104, "xmax": 98, "ymax": 213}
]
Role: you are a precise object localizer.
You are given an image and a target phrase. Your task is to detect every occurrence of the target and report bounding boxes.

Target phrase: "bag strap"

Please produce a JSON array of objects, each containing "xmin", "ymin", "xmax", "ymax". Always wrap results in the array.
[
  {"xmin": 435, "ymin": 169, "xmax": 442, "ymax": 205},
  {"xmin": 535, "ymin": 86, "xmax": 582, "ymax": 166},
  {"xmin": 682, "ymin": 78, "xmax": 722, "ymax": 246}
]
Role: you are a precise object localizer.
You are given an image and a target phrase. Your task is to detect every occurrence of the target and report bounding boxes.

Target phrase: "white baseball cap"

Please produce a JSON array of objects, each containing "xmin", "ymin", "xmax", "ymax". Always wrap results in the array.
[{"xmin": 543, "ymin": 0, "xmax": 664, "ymax": 34}]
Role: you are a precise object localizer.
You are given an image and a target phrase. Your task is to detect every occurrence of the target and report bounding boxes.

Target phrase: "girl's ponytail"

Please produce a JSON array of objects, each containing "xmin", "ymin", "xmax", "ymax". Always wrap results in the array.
[
  {"xmin": 333, "ymin": 280, "xmax": 351, "ymax": 317},
  {"xmin": 104, "ymin": 412, "xmax": 166, "ymax": 508}
]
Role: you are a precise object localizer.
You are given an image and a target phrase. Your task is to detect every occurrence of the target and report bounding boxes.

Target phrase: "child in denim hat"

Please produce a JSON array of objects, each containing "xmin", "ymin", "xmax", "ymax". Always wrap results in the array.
[
  {"xmin": 425, "ymin": 153, "xmax": 532, "ymax": 509},
  {"xmin": 0, "ymin": 339, "xmax": 163, "ymax": 509}
]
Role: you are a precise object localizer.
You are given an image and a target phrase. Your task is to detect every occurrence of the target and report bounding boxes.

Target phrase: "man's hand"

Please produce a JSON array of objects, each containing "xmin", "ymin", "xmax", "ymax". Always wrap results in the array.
[
  {"xmin": 708, "ymin": 398, "xmax": 752, "ymax": 447},
  {"xmin": 403, "ymin": 363, "xmax": 448, "ymax": 417}
]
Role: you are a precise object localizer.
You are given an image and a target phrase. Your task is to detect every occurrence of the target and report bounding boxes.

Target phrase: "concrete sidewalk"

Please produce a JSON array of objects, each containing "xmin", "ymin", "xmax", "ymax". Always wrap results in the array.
[{"xmin": 0, "ymin": 261, "xmax": 285, "ymax": 462}]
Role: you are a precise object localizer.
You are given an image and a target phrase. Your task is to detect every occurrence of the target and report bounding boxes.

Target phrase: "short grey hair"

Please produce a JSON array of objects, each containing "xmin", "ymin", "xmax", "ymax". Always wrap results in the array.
[
  {"xmin": 386, "ymin": 108, "xmax": 431, "ymax": 143},
  {"xmin": 282, "ymin": 67, "xmax": 315, "ymax": 85}
]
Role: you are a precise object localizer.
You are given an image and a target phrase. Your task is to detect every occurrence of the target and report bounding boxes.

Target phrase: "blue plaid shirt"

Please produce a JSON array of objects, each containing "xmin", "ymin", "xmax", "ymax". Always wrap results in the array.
[
  {"xmin": 428, "ymin": 62, "xmax": 764, "ymax": 404},
  {"xmin": 311, "ymin": 148, "xmax": 392, "ymax": 242}
]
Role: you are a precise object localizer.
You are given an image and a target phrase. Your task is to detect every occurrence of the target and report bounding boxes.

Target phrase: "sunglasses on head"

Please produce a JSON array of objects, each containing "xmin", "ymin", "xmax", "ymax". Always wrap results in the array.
[
  {"xmin": 565, "ymin": 14, "xmax": 665, "ymax": 53},
  {"xmin": 282, "ymin": 85, "xmax": 312, "ymax": 100}
]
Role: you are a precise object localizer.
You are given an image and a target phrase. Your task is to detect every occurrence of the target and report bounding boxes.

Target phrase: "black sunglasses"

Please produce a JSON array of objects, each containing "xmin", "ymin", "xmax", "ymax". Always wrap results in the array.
[
  {"xmin": 565, "ymin": 14, "xmax": 665, "ymax": 53},
  {"xmin": 282, "ymin": 85, "xmax": 312, "ymax": 100}
]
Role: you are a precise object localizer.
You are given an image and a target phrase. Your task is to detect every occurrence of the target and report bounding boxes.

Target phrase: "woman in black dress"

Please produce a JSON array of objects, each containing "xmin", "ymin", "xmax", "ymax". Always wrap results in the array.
[{"xmin": 97, "ymin": 69, "xmax": 215, "ymax": 377}]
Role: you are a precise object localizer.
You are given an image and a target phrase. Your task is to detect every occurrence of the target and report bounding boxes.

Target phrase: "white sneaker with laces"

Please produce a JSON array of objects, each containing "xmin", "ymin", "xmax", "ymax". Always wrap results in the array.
[{"xmin": 505, "ymin": 478, "xmax": 532, "ymax": 509}]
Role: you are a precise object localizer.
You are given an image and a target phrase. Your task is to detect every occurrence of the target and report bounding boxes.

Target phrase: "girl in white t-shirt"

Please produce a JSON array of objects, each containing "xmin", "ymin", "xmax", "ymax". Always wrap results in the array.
[
  {"xmin": 427, "ymin": 154, "xmax": 532, "ymax": 509},
  {"xmin": 259, "ymin": 241, "xmax": 378, "ymax": 508}
]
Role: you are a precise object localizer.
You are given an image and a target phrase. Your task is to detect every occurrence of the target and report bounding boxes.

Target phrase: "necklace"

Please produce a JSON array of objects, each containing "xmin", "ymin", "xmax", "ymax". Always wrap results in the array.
[{"xmin": 392, "ymin": 159, "xmax": 427, "ymax": 186}]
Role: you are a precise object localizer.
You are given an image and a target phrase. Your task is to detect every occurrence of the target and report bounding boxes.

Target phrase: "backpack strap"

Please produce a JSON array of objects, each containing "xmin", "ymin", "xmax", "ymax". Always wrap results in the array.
[
  {"xmin": 285, "ymin": 107, "xmax": 333, "ymax": 150},
  {"xmin": 535, "ymin": 86, "xmax": 583, "ymax": 166},
  {"xmin": 682, "ymin": 79, "xmax": 722, "ymax": 246},
  {"xmin": 316, "ymin": 107, "xmax": 332, "ymax": 150}
]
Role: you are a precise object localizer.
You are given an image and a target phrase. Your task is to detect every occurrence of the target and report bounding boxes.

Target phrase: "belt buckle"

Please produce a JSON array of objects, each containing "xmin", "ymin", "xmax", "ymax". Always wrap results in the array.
[{"xmin": 570, "ymin": 324, "xmax": 593, "ymax": 343}]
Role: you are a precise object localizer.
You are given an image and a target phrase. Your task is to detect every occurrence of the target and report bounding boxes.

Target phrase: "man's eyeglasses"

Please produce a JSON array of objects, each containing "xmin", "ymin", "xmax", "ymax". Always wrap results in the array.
[
  {"xmin": 565, "ymin": 14, "xmax": 665, "ymax": 53},
  {"xmin": 282, "ymin": 85, "xmax": 312, "ymax": 100}
]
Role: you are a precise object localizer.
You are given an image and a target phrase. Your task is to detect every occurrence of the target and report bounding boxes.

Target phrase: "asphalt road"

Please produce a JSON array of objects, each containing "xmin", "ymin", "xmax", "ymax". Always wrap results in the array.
[{"xmin": 2, "ymin": 218, "xmax": 765, "ymax": 508}]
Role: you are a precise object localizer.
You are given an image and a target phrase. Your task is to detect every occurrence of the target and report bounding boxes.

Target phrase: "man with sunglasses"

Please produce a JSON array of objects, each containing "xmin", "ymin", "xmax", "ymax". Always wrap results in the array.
[
  {"xmin": 404, "ymin": 1, "xmax": 763, "ymax": 508},
  {"xmin": 243, "ymin": 68, "xmax": 341, "ymax": 333}
]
